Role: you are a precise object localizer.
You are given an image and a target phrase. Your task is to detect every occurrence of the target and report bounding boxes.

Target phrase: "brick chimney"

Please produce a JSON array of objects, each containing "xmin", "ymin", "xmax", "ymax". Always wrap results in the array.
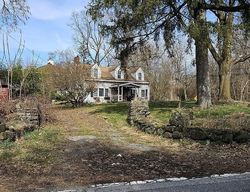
[{"xmin": 74, "ymin": 55, "xmax": 80, "ymax": 64}]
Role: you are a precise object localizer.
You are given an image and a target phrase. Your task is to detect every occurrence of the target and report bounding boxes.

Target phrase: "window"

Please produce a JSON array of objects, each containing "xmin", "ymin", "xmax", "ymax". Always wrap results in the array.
[
  {"xmin": 105, "ymin": 88, "xmax": 109, "ymax": 97},
  {"xmin": 94, "ymin": 68, "xmax": 98, "ymax": 78},
  {"xmin": 141, "ymin": 89, "xmax": 146, "ymax": 97},
  {"xmin": 141, "ymin": 89, "xmax": 148, "ymax": 98},
  {"xmin": 117, "ymin": 70, "xmax": 122, "ymax": 79},
  {"xmin": 99, "ymin": 88, "xmax": 104, "ymax": 97},
  {"xmin": 138, "ymin": 72, "xmax": 142, "ymax": 80}
]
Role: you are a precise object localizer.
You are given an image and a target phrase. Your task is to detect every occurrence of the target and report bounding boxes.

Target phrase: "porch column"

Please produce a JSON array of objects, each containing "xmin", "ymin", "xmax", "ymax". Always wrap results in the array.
[
  {"xmin": 147, "ymin": 87, "xmax": 150, "ymax": 101},
  {"xmin": 109, "ymin": 88, "xmax": 111, "ymax": 102},
  {"xmin": 121, "ymin": 86, "xmax": 123, "ymax": 101},
  {"xmin": 118, "ymin": 86, "xmax": 120, "ymax": 101}
]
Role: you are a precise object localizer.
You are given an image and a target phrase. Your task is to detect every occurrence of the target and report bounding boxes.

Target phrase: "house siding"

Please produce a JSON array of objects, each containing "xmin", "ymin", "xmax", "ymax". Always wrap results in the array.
[
  {"xmin": 84, "ymin": 80, "xmax": 150, "ymax": 103},
  {"xmin": 88, "ymin": 63, "xmax": 150, "ymax": 103}
]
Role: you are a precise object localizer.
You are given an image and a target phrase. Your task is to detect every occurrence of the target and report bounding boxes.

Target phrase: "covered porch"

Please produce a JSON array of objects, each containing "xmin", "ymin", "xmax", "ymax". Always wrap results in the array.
[{"xmin": 110, "ymin": 83, "xmax": 140, "ymax": 102}]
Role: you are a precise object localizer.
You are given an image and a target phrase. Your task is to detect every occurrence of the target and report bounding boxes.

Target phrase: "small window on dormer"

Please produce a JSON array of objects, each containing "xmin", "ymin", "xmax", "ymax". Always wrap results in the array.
[
  {"xmin": 138, "ymin": 72, "xmax": 142, "ymax": 80},
  {"xmin": 117, "ymin": 70, "xmax": 122, "ymax": 79},
  {"xmin": 94, "ymin": 68, "xmax": 98, "ymax": 78}
]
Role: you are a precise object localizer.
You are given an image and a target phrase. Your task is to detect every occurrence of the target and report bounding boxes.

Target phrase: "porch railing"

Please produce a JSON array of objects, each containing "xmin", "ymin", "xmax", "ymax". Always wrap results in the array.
[{"xmin": 111, "ymin": 95, "xmax": 123, "ymax": 102}]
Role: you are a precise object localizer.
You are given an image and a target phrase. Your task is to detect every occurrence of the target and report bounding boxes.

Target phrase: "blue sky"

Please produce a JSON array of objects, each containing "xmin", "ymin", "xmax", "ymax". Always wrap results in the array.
[{"xmin": 1, "ymin": 0, "xmax": 89, "ymax": 66}]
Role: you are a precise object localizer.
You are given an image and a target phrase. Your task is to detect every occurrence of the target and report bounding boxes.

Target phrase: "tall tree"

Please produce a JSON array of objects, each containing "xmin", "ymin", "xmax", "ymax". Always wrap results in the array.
[
  {"xmin": 88, "ymin": 0, "xmax": 250, "ymax": 108},
  {"xmin": 204, "ymin": 0, "xmax": 250, "ymax": 101},
  {"xmin": 70, "ymin": 10, "xmax": 113, "ymax": 66},
  {"xmin": 187, "ymin": 0, "xmax": 212, "ymax": 107}
]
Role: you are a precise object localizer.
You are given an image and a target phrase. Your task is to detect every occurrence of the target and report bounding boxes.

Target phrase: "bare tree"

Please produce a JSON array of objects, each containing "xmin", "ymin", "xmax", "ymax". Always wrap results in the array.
[
  {"xmin": 2, "ymin": 32, "xmax": 24, "ymax": 100},
  {"xmin": 70, "ymin": 10, "xmax": 113, "ymax": 66},
  {"xmin": 128, "ymin": 43, "xmax": 195, "ymax": 101},
  {"xmin": 51, "ymin": 55, "xmax": 96, "ymax": 107},
  {"xmin": 0, "ymin": 0, "xmax": 30, "ymax": 31},
  {"xmin": 231, "ymin": 33, "xmax": 250, "ymax": 101},
  {"xmin": 0, "ymin": 0, "xmax": 29, "ymax": 99},
  {"xmin": 19, "ymin": 52, "xmax": 39, "ymax": 98},
  {"xmin": 48, "ymin": 49, "xmax": 76, "ymax": 64}
]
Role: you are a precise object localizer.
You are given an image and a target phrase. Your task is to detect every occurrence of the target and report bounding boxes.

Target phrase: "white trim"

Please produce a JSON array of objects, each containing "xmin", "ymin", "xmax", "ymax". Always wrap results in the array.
[
  {"xmin": 110, "ymin": 82, "xmax": 141, "ymax": 88},
  {"xmin": 87, "ymin": 79, "xmax": 149, "ymax": 85}
]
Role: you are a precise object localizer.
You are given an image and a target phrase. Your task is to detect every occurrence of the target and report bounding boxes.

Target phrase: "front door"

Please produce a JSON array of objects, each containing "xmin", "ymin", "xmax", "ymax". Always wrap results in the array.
[{"xmin": 122, "ymin": 88, "xmax": 136, "ymax": 101}]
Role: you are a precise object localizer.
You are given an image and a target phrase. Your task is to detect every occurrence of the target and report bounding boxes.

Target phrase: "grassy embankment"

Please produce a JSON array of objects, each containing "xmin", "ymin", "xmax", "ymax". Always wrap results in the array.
[
  {"xmin": 86, "ymin": 101, "xmax": 250, "ymax": 129},
  {"xmin": 0, "ymin": 126, "xmax": 62, "ymax": 164}
]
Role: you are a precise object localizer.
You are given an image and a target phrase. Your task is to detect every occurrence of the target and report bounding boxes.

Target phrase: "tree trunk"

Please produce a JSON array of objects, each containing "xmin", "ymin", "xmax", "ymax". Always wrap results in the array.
[
  {"xmin": 183, "ymin": 87, "xmax": 188, "ymax": 101},
  {"xmin": 218, "ymin": 13, "xmax": 233, "ymax": 101},
  {"xmin": 20, "ymin": 82, "xmax": 23, "ymax": 98},
  {"xmin": 7, "ymin": 69, "xmax": 10, "ymax": 100},
  {"xmin": 240, "ymin": 80, "xmax": 249, "ymax": 101},
  {"xmin": 10, "ymin": 68, "xmax": 13, "ymax": 100},
  {"xmin": 195, "ymin": 9, "xmax": 212, "ymax": 108},
  {"xmin": 120, "ymin": 49, "xmax": 129, "ymax": 80},
  {"xmin": 219, "ymin": 62, "xmax": 231, "ymax": 100}
]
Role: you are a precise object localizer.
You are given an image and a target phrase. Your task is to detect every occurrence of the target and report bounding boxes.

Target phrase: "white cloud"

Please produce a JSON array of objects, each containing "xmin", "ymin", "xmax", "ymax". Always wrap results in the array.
[
  {"xmin": 28, "ymin": 0, "xmax": 85, "ymax": 20},
  {"xmin": 9, "ymin": 0, "xmax": 90, "ymax": 63}
]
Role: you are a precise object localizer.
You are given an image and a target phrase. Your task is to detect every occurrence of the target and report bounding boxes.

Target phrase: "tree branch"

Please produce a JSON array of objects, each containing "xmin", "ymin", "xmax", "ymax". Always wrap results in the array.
[
  {"xmin": 208, "ymin": 39, "xmax": 222, "ymax": 65},
  {"xmin": 201, "ymin": 3, "xmax": 249, "ymax": 12},
  {"xmin": 233, "ymin": 54, "xmax": 250, "ymax": 65}
]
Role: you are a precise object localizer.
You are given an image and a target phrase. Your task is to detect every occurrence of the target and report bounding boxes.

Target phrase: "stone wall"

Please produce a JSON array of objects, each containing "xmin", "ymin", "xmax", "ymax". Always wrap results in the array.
[
  {"xmin": 16, "ymin": 103, "xmax": 41, "ymax": 127},
  {"xmin": 128, "ymin": 101, "xmax": 250, "ymax": 144},
  {"xmin": 127, "ymin": 99, "xmax": 150, "ymax": 126},
  {"xmin": 0, "ymin": 100, "xmax": 41, "ymax": 142}
]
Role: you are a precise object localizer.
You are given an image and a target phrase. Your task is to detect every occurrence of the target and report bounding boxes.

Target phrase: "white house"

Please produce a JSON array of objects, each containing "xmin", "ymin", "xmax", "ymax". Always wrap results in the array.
[{"xmin": 85, "ymin": 64, "xmax": 150, "ymax": 103}]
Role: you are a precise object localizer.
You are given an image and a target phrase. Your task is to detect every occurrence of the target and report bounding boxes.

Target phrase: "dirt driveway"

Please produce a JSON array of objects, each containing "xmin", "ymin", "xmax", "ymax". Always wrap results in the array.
[{"xmin": 0, "ymin": 107, "xmax": 250, "ymax": 191}]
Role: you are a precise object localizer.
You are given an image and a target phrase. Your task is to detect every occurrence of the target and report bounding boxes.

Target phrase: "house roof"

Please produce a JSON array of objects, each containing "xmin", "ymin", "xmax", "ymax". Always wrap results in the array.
[
  {"xmin": 100, "ymin": 66, "xmax": 117, "ymax": 80},
  {"xmin": 128, "ymin": 66, "xmax": 140, "ymax": 73},
  {"xmin": 40, "ymin": 58, "xmax": 147, "ymax": 82},
  {"xmin": 98, "ymin": 65, "xmax": 142, "ymax": 81}
]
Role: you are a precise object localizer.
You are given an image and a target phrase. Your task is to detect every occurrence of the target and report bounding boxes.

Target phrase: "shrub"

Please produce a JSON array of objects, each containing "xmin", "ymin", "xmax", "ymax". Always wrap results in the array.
[
  {"xmin": 0, "ymin": 100, "xmax": 18, "ymax": 119},
  {"xmin": 33, "ymin": 96, "xmax": 57, "ymax": 124}
]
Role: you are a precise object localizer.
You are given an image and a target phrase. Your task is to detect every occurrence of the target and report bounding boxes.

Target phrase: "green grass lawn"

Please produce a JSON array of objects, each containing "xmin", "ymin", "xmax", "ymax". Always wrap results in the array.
[
  {"xmin": 194, "ymin": 103, "xmax": 250, "ymax": 118},
  {"xmin": 84, "ymin": 101, "xmax": 197, "ymax": 125},
  {"xmin": 0, "ymin": 126, "xmax": 62, "ymax": 164},
  {"xmin": 85, "ymin": 101, "xmax": 250, "ymax": 127},
  {"xmin": 86, "ymin": 102, "xmax": 129, "ymax": 127},
  {"xmin": 149, "ymin": 101, "xmax": 197, "ymax": 124}
]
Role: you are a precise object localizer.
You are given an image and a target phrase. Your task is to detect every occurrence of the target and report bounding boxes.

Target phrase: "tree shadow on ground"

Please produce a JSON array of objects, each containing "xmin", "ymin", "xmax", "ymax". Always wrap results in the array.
[{"xmin": 1, "ymin": 138, "xmax": 250, "ymax": 191}]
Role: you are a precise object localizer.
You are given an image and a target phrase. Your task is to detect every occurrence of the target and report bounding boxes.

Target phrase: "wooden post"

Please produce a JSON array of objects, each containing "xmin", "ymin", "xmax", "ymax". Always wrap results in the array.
[
  {"xmin": 121, "ymin": 86, "xmax": 123, "ymax": 101},
  {"xmin": 109, "ymin": 88, "xmax": 111, "ymax": 102},
  {"xmin": 118, "ymin": 86, "xmax": 120, "ymax": 101}
]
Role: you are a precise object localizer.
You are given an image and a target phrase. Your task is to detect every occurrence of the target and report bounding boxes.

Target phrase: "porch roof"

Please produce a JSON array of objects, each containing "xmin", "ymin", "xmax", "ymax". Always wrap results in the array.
[{"xmin": 110, "ymin": 82, "xmax": 140, "ymax": 88}]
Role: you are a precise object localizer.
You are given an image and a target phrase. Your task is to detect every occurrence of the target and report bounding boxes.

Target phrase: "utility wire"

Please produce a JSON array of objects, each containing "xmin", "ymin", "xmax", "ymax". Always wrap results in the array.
[{"xmin": 1, "ymin": 32, "xmax": 48, "ymax": 65}]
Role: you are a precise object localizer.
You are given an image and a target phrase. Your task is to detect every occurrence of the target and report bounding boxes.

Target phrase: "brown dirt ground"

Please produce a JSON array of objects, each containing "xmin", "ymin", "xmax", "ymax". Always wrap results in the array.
[{"xmin": 0, "ymin": 107, "xmax": 250, "ymax": 191}]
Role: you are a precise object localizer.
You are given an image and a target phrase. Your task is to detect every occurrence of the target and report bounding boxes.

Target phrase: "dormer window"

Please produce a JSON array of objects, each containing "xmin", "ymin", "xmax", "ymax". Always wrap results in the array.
[
  {"xmin": 94, "ymin": 68, "xmax": 98, "ymax": 78},
  {"xmin": 117, "ymin": 69, "xmax": 122, "ymax": 79},
  {"xmin": 138, "ymin": 72, "xmax": 142, "ymax": 80}
]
